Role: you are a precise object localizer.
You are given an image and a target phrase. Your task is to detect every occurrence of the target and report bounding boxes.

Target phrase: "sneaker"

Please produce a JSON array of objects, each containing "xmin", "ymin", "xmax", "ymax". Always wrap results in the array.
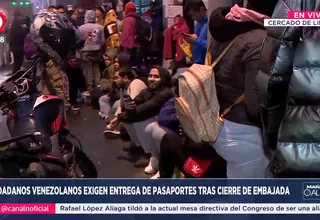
[
  {"xmin": 144, "ymin": 157, "xmax": 159, "ymax": 174},
  {"xmin": 150, "ymin": 171, "xmax": 160, "ymax": 179},
  {"xmin": 71, "ymin": 106, "xmax": 80, "ymax": 111},
  {"xmin": 82, "ymin": 91, "xmax": 90, "ymax": 97},
  {"xmin": 134, "ymin": 153, "xmax": 151, "ymax": 168},
  {"xmin": 98, "ymin": 112, "xmax": 107, "ymax": 120},
  {"xmin": 122, "ymin": 142, "xmax": 144, "ymax": 153},
  {"xmin": 103, "ymin": 127, "xmax": 120, "ymax": 139}
]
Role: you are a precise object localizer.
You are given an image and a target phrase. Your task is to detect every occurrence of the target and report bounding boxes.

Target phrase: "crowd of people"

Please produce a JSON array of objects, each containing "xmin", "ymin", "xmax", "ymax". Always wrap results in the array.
[{"xmin": 2, "ymin": 0, "xmax": 320, "ymax": 179}]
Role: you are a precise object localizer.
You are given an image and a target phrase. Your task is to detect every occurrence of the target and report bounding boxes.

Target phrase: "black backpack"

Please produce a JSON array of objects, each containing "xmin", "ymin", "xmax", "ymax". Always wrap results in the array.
[{"xmin": 129, "ymin": 14, "xmax": 152, "ymax": 46}]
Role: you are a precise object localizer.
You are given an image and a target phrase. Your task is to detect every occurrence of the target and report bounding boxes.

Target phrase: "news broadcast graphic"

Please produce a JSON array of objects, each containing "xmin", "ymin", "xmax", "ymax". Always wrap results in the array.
[
  {"xmin": 0, "ymin": 179, "xmax": 318, "ymax": 219},
  {"xmin": 264, "ymin": 10, "xmax": 320, "ymax": 26},
  {"xmin": 0, "ymin": 12, "xmax": 6, "ymax": 33}
]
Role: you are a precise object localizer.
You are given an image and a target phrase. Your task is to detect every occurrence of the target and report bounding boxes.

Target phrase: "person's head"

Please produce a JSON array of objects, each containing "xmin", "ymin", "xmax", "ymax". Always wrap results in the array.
[
  {"xmin": 148, "ymin": 65, "xmax": 172, "ymax": 90},
  {"xmin": 114, "ymin": 56, "xmax": 119, "ymax": 68},
  {"xmin": 96, "ymin": 6, "xmax": 105, "ymax": 18},
  {"xmin": 185, "ymin": 0, "xmax": 207, "ymax": 22},
  {"xmin": 78, "ymin": 8, "xmax": 84, "ymax": 16},
  {"xmin": 124, "ymin": 2, "xmax": 136, "ymax": 16},
  {"xmin": 104, "ymin": 49, "xmax": 118, "ymax": 67},
  {"xmin": 85, "ymin": 10, "xmax": 96, "ymax": 23},
  {"xmin": 104, "ymin": 54, "xmax": 111, "ymax": 66},
  {"xmin": 115, "ymin": 67, "xmax": 135, "ymax": 88},
  {"xmin": 246, "ymin": 0, "xmax": 279, "ymax": 17},
  {"xmin": 70, "ymin": 10, "xmax": 78, "ymax": 20},
  {"xmin": 56, "ymin": 5, "xmax": 66, "ymax": 14},
  {"xmin": 174, "ymin": 14, "xmax": 185, "ymax": 25},
  {"xmin": 47, "ymin": 5, "xmax": 57, "ymax": 12}
]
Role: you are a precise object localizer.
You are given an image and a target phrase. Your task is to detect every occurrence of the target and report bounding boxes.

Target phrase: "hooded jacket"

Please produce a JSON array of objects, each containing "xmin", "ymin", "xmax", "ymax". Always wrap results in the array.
[
  {"xmin": 79, "ymin": 10, "xmax": 105, "ymax": 52},
  {"xmin": 121, "ymin": 2, "xmax": 139, "ymax": 49},
  {"xmin": 118, "ymin": 65, "xmax": 173, "ymax": 123},
  {"xmin": 264, "ymin": 0, "xmax": 320, "ymax": 177},
  {"xmin": 208, "ymin": 7, "xmax": 267, "ymax": 127}
]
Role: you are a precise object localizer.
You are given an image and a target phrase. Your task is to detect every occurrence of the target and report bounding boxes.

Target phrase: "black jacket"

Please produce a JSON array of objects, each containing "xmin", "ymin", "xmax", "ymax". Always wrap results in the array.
[
  {"xmin": 265, "ymin": 0, "xmax": 320, "ymax": 177},
  {"xmin": 256, "ymin": 0, "xmax": 289, "ymax": 155},
  {"xmin": 118, "ymin": 87, "xmax": 173, "ymax": 123},
  {"xmin": 209, "ymin": 7, "xmax": 266, "ymax": 127},
  {"xmin": 9, "ymin": 17, "xmax": 30, "ymax": 52}
]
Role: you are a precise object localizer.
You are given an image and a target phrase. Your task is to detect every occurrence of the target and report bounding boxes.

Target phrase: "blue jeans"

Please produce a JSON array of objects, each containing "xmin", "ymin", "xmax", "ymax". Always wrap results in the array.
[
  {"xmin": 211, "ymin": 120, "xmax": 268, "ymax": 178},
  {"xmin": 98, "ymin": 95, "xmax": 121, "ymax": 118}
]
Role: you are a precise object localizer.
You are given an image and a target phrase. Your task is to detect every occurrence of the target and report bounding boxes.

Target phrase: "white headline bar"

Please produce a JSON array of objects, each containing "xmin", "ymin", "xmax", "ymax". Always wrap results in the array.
[
  {"xmin": 55, "ymin": 203, "xmax": 320, "ymax": 214},
  {"xmin": 264, "ymin": 19, "xmax": 320, "ymax": 26}
]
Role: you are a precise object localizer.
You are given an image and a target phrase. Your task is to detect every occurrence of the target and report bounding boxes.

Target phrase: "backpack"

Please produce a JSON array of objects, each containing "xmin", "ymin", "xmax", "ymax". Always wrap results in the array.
[
  {"xmin": 129, "ymin": 14, "xmax": 152, "ymax": 46},
  {"xmin": 175, "ymin": 36, "xmax": 243, "ymax": 143}
]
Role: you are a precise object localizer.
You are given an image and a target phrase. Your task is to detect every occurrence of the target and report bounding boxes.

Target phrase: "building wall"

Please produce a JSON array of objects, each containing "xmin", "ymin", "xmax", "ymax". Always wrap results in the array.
[{"xmin": 77, "ymin": 0, "xmax": 100, "ymax": 8}]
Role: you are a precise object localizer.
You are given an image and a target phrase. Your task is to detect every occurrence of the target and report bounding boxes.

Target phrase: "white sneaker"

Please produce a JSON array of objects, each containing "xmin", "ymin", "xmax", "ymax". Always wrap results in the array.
[
  {"xmin": 144, "ymin": 157, "xmax": 159, "ymax": 174},
  {"xmin": 82, "ymin": 91, "xmax": 90, "ymax": 97},
  {"xmin": 98, "ymin": 112, "xmax": 107, "ymax": 119},
  {"xmin": 150, "ymin": 171, "xmax": 160, "ymax": 179},
  {"xmin": 106, "ymin": 124, "xmax": 112, "ymax": 130}
]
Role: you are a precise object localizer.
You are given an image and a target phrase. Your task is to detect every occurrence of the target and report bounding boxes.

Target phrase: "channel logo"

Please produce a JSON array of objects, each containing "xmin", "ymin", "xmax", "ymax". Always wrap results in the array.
[
  {"xmin": 0, "ymin": 12, "xmax": 6, "ymax": 33},
  {"xmin": 302, "ymin": 182, "xmax": 320, "ymax": 200}
]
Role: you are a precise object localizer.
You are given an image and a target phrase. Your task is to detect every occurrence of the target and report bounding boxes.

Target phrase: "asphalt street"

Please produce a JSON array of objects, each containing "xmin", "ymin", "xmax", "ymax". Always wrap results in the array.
[
  {"xmin": 0, "ymin": 65, "xmax": 147, "ymax": 178},
  {"xmin": 67, "ymin": 106, "xmax": 147, "ymax": 178}
]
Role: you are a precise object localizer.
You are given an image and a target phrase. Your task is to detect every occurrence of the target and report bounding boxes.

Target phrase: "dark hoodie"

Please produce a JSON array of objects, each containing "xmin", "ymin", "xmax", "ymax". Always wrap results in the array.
[
  {"xmin": 118, "ymin": 65, "xmax": 173, "ymax": 123},
  {"xmin": 9, "ymin": 13, "xmax": 30, "ymax": 52}
]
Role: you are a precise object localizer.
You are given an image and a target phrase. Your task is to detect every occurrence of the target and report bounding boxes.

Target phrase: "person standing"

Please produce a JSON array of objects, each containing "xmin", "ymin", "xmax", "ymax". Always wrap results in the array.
[
  {"xmin": 120, "ymin": 2, "xmax": 141, "ymax": 68},
  {"xmin": 96, "ymin": 6, "xmax": 106, "ymax": 26},
  {"xmin": 79, "ymin": 10, "xmax": 105, "ymax": 96},
  {"xmin": 9, "ymin": 10, "xmax": 30, "ymax": 74},
  {"xmin": 183, "ymin": 0, "xmax": 208, "ymax": 64}
]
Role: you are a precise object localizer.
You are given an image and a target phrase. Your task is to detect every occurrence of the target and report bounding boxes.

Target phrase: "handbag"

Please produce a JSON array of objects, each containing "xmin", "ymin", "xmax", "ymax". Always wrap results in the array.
[{"xmin": 179, "ymin": 38, "xmax": 192, "ymax": 58}]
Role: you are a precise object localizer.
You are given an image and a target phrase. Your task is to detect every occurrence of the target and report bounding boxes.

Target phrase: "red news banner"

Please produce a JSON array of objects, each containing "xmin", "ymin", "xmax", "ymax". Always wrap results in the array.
[
  {"xmin": 288, "ymin": 11, "xmax": 320, "ymax": 19},
  {"xmin": 264, "ymin": 11, "xmax": 320, "ymax": 26}
]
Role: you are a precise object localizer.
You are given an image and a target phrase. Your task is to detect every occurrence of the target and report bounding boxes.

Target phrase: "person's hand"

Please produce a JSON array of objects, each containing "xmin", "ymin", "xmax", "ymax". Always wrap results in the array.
[
  {"xmin": 179, "ymin": 126, "xmax": 185, "ymax": 137},
  {"xmin": 124, "ymin": 98, "xmax": 136, "ymax": 110},
  {"xmin": 183, "ymin": 33, "xmax": 197, "ymax": 44},
  {"xmin": 110, "ymin": 116, "xmax": 119, "ymax": 128}
]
